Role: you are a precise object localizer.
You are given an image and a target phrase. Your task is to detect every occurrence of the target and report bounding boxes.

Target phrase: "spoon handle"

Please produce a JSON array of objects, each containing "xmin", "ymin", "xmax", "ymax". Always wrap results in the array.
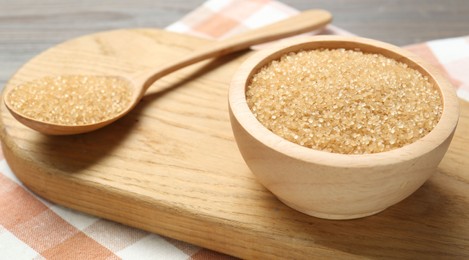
[{"xmin": 141, "ymin": 9, "xmax": 332, "ymax": 90}]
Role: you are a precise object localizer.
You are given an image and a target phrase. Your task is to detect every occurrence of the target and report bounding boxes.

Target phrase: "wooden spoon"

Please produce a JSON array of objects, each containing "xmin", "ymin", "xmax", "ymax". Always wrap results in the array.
[{"xmin": 3, "ymin": 9, "xmax": 331, "ymax": 135}]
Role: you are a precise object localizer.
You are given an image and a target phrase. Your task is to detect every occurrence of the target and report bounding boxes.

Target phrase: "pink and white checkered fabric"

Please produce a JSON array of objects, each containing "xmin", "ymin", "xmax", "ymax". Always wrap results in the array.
[{"xmin": 1, "ymin": 0, "xmax": 468, "ymax": 259}]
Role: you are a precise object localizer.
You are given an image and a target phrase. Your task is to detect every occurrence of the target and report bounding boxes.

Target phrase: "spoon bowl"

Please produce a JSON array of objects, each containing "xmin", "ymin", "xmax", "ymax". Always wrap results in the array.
[{"xmin": 3, "ymin": 9, "xmax": 331, "ymax": 135}]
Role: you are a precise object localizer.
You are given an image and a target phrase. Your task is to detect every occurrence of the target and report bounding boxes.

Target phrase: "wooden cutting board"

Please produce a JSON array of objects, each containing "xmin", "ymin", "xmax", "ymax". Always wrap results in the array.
[{"xmin": 1, "ymin": 29, "xmax": 469, "ymax": 259}]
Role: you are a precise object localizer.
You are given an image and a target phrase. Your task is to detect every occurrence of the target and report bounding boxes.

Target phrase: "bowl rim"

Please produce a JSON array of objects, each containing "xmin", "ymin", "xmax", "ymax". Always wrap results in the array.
[{"xmin": 229, "ymin": 35, "xmax": 460, "ymax": 168}]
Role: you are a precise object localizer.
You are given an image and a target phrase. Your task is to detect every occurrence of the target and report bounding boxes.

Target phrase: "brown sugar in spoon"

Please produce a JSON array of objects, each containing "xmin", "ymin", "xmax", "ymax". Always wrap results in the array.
[{"xmin": 3, "ymin": 9, "xmax": 331, "ymax": 135}]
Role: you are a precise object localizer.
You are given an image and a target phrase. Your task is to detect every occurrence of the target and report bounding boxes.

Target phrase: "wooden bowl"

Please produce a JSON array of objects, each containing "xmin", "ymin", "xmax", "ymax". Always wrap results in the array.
[{"xmin": 228, "ymin": 36, "xmax": 459, "ymax": 220}]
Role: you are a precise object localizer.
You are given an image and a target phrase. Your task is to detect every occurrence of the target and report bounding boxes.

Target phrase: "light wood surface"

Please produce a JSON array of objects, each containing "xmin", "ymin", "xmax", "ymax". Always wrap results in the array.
[
  {"xmin": 1, "ymin": 29, "xmax": 469, "ymax": 259},
  {"xmin": 229, "ymin": 36, "xmax": 459, "ymax": 219}
]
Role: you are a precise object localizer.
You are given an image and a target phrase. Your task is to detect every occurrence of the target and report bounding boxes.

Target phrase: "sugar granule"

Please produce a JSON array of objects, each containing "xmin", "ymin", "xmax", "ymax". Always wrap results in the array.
[
  {"xmin": 7, "ymin": 75, "xmax": 132, "ymax": 126},
  {"xmin": 246, "ymin": 49, "xmax": 442, "ymax": 154}
]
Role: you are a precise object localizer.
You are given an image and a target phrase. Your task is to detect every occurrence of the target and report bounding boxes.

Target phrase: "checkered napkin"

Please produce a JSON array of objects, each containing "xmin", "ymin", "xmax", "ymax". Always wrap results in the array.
[{"xmin": 1, "ymin": 0, "xmax": 468, "ymax": 259}]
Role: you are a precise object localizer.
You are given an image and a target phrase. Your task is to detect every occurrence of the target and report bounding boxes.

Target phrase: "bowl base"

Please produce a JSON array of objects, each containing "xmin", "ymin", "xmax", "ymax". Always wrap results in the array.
[{"xmin": 278, "ymin": 198, "xmax": 386, "ymax": 220}]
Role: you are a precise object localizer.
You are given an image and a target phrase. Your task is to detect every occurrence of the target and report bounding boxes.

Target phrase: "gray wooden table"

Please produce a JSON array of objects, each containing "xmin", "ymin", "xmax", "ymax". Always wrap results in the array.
[{"xmin": 1, "ymin": 0, "xmax": 468, "ymax": 90}]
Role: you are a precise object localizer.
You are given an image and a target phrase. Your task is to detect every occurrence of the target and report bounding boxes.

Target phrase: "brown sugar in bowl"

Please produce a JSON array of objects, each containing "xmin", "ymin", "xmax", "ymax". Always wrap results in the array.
[{"xmin": 228, "ymin": 36, "xmax": 459, "ymax": 220}]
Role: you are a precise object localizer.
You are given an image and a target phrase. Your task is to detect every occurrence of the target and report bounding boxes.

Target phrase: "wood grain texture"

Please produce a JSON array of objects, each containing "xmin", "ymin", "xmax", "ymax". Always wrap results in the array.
[
  {"xmin": 285, "ymin": 0, "xmax": 469, "ymax": 45},
  {"xmin": 1, "ymin": 29, "xmax": 469, "ymax": 259},
  {"xmin": 1, "ymin": 0, "xmax": 469, "ymax": 89}
]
